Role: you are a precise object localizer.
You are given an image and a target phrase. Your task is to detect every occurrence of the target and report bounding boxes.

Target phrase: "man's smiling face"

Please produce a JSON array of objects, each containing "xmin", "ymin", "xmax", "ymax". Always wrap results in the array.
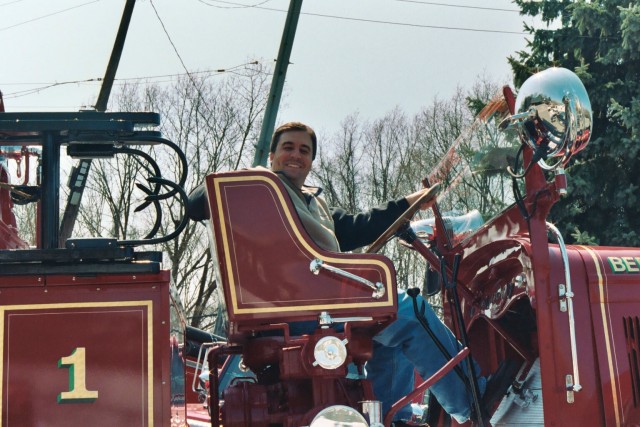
[{"xmin": 269, "ymin": 130, "xmax": 313, "ymax": 189}]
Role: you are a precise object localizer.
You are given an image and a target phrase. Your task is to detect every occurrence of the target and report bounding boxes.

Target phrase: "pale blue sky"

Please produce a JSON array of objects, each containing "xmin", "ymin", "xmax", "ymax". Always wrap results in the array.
[{"xmin": 1, "ymin": 0, "xmax": 541, "ymax": 134}]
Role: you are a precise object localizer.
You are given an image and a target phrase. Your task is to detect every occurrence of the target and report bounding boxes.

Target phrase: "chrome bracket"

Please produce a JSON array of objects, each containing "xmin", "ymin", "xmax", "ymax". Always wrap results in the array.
[
  {"xmin": 558, "ymin": 284, "xmax": 567, "ymax": 312},
  {"xmin": 318, "ymin": 311, "xmax": 373, "ymax": 328},
  {"xmin": 566, "ymin": 375, "xmax": 575, "ymax": 403}
]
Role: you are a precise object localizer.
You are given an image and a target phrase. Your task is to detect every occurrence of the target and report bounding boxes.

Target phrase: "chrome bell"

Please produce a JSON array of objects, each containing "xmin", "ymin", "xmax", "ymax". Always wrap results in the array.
[{"xmin": 503, "ymin": 67, "xmax": 593, "ymax": 170}]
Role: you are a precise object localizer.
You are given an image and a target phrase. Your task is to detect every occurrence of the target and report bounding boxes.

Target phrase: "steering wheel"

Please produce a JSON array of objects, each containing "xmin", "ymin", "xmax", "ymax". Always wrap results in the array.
[{"xmin": 366, "ymin": 182, "xmax": 441, "ymax": 253}]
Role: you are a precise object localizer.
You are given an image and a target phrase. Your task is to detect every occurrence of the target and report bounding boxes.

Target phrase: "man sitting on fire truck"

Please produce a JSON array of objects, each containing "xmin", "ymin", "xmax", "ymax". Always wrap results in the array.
[{"xmin": 189, "ymin": 121, "xmax": 516, "ymax": 426}]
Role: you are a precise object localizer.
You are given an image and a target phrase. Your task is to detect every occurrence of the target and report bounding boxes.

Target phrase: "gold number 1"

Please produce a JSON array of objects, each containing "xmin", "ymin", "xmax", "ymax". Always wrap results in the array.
[{"xmin": 57, "ymin": 347, "xmax": 99, "ymax": 403}]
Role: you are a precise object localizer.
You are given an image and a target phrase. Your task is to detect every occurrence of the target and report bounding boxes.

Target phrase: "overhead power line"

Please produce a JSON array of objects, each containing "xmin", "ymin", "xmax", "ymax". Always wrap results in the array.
[
  {"xmin": 0, "ymin": 0, "xmax": 26, "ymax": 7},
  {"xmin": 2, "ymin": 61, "xmax": 266, "ymax": 99},
  {"xmin": 3, "ymin": 78, "xmax": 102, "ymax": 99},
  {"xmin": 0, "ymin": 0, "xmax": 100, "ymax": 32},
  {"xmin": 292, "ymin": 10, "xmax": 525, "ymax": 35},
  {"xmin": 196, "ymin": 0, "xmax": 273, "ymax": 8},
  {"xmin": 197, "ymin": 0, "xmax": 527, "ymax": 35},
  {"xmin": 2, "ymin": 0, "xmax": 526, "ymax": 37},
  {"xmin": 395, "ymin": 0, "xmax": 520, "ymax": 13}
]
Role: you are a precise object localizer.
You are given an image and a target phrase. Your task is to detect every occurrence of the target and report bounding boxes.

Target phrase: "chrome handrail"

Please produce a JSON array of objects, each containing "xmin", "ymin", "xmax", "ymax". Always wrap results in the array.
[{"xmin": 547, "ymin": 222, "xmax": 582, "ymax": 397}]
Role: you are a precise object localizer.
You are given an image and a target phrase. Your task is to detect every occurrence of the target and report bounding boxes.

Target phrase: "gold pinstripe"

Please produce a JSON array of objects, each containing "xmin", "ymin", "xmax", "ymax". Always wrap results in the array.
[{"xmin": 580, "ymin": 246, "xmax": 621, "ymax": 426}]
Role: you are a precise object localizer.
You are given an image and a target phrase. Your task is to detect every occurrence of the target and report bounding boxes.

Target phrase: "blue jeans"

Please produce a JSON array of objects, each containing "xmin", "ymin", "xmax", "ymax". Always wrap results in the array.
[{"xmin": 366, "ymin": 289, "xmax": 486, "ymax": 423}]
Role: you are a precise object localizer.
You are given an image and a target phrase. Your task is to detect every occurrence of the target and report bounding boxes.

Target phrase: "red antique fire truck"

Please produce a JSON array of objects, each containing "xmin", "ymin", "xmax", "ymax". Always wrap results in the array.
[{"xmin": 1, "ymin": 59, "xmax": 639, "ymax": 427}]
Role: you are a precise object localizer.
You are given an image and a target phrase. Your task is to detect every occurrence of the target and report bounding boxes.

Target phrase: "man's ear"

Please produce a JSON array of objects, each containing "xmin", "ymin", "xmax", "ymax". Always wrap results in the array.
[{"xmin": 268, "ymin": 152, "xmax": 274, "ymax": 162}]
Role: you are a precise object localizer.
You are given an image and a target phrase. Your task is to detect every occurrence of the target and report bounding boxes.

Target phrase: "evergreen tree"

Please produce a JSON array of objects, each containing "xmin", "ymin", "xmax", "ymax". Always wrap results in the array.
[{"xmin": 510, "ymin": 0, "xmax": 640, "ymax": 245}]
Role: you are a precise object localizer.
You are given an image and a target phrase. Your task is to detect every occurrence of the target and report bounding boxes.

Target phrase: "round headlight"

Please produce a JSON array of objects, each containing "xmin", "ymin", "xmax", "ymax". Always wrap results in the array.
[
  {"xmin": 510, "ymin": 67, "xmax": 592, "ymax": 169},
  {"xmin": 309, "ymin": 405, "xmax": 369, "ymax": 427}
]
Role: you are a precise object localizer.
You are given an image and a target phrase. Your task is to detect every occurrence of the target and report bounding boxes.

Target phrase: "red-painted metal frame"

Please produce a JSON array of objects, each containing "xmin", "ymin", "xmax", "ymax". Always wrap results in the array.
[{"xmin": 384, "ymin": 348, "xmax": 471, "ymax": 426}]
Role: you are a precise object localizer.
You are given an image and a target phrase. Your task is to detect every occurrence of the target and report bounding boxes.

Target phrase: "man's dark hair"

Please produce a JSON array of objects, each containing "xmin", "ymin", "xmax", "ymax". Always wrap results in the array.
[{"xmin": 270, "ymin": 122, "xmax": 317, "ymax": 160}]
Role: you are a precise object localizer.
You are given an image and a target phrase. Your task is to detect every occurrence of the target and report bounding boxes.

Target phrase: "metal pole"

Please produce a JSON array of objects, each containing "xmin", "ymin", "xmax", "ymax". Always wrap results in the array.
[
  {"xmin": 252, "ymin": 0, "xmax": 303, "ymax": 167},
  {"xmin": 59, "ymin": 0, "xmax": 137, "ymax": 246},
  {"xmin": 95, "ymin": 0, "xmax": 137, "ymax": 112},
  {"xmin": 41, "ymin": 132, "xmax": 60, "ymax": 249}
]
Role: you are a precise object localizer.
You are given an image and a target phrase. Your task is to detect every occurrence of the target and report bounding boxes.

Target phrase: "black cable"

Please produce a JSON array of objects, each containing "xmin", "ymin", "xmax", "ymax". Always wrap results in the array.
[
  {"xmin": 441, "ymin": 255, "xmax": 485, "ymax": 427},
  {"xmin": 407, "ymin": 288, "xmax": 470, "ymax": 388},
  {"xmin": 118, "ymin": 176, "xmax": 189, "ymax": 247},
  {"xmin": 507, "ymin": 139, "xmax": 551, "ymax": 221}
]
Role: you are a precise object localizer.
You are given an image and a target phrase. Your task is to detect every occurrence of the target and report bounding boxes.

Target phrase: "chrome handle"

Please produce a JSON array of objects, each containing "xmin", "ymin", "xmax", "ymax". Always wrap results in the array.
[
  {"xmin": 192, "ymin": 343, "xmax": 214, "ymax": 393},
  {"xmin": 318, "ymin": 311, "xmax": 373, "ymax": 327},
  {"xmin": 310, "ymin": 259, "xmax": 385, "ymax": 299},
  {"xmin": 547, "ymin": 222, "xmax": 582, "ymax": 399}
]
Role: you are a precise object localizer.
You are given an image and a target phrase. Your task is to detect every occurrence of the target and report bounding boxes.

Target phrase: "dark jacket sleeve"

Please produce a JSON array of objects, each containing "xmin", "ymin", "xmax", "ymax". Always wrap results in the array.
[
  {"xmin": 330, "ymin": 198, "xmax": 409, "ymax": 252},
  {"xmin": 187, "ymin": 184, "xmax": 209, "ymax": 221}
]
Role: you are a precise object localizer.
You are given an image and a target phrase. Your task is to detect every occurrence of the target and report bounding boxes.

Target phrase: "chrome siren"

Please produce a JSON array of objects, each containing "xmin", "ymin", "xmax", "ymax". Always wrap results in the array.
[{"xmin": 502, "ymin": 67, "xmax": 592, "ymax": 170}]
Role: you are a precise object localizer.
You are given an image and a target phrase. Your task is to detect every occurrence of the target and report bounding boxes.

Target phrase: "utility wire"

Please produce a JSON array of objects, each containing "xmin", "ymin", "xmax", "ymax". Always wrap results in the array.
[
  {"xmin": 201, "ymin": 0, "xmax": 518, "ymax": 13},
  {"xmin": 149, "ymin": 0, "xmax": 199, "ymax": 83},
  {"xmin": 148, "ymin": 0, "xmax": 267, "ymax": 92},
  {"xmin": 3, "ymin": 62, "xmax": 262, "ymax": 85},
  {"xmin": 0, "ymin": 0, "xmax": 26, "ymax": 7},
  {"xmin": 3, "ymin": 78, "xmax": 102, "ymax": 98},
  {"xmin": 395, "ymin": 0, "xmax": 520, "ymax": 13},
  {"xmin": 294, "ymin": 10, "xmax": 526, "ymax": 35},
  {"xmin": 0, "ymin": 0, "xmax": 100, "ymax": 32},
  {"xmin": 196, "ymin": 0, "xmax": 272, "ymax": 8},
  {"xmin": 2, "ymin": 61, "xmax": 266, "ymax": 99},
  {"xmin": 116, "ymin": 63, "xmax": 260, "ymax": 81},
  {"xmin": 1, "ymin": 0, "xmax": 526, "ymax": 37},
  {"xmin": 198, "ymin": 0, "xmax": 527, "ymax": 35},
  {"xmin": 198, "ymin": 0, "xmax": 611, "ymax": 40},
  {"xmin": 148, "ymin": 0, "xmax": 266, "ymax": 157}
]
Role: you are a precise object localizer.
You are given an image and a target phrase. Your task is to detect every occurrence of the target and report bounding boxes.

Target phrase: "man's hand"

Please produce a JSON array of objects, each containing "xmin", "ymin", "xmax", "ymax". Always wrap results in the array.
[
  {"xmin": 366, "ymin": 183, "xmax": 440, "ymax": 253},
  {"xmin": 405, "ymin": 185, "xmax": 439, "ymax": 211}
]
